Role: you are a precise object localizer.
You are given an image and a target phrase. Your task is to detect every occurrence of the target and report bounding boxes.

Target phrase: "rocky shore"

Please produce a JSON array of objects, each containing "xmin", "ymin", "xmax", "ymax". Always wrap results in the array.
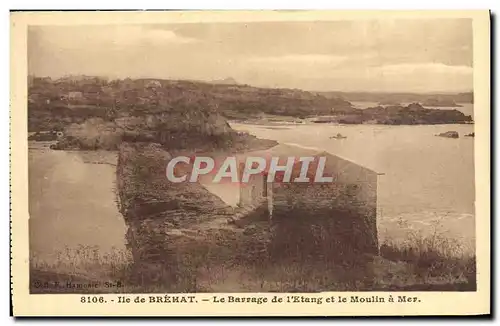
[{"xmin": 311, "ymin": 103, "xmax": 472, "ymax": 125}]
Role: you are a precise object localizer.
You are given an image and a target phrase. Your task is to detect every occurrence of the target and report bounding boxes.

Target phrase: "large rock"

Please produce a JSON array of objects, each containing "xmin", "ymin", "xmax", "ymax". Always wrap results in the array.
[{"xmin": 436, "ymin": 131, "xmax": 459, "ymax": 139}]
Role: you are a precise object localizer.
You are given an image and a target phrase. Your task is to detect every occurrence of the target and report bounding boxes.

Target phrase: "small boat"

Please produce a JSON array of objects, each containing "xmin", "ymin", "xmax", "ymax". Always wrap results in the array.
[
  {"xmin": 330, "ymin": 133, "xmax": 347, "ymax": 139},
  {"xmin": 465, "ymin": 132, "xmax": 475, "ymax": 137}
]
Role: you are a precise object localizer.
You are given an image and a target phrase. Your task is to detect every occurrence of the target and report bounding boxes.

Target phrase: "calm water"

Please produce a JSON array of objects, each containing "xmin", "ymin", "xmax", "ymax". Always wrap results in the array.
[
  {"xmin": 231, "ymin": 118, "xmax": 475, "ymax": 252},
  {"xmin": 29, "ymin": 143, "xmax": 128, "ymax": 266}
]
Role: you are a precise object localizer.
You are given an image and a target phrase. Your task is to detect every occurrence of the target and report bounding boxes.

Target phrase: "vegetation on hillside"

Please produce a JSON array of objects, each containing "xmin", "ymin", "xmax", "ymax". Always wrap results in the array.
[
  {"xmin": 29, "ymin": 76, "xmax": 473, "ymax": 136},
  {"xmin": 28, "ymin": 76, "xmax": 354, "ymax": 133}
]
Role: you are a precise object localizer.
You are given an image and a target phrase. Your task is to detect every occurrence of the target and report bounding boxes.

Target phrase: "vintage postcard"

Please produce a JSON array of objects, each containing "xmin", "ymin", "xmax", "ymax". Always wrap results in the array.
[{"xmin": 10, "ymin": 10, "xmax": 490, "ymax": 316}]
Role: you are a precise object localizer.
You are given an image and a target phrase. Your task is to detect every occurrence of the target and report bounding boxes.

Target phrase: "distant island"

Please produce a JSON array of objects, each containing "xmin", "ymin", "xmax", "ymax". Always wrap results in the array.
[
  {"xmin": 319, "ymin": 90, "xmax": 473, "ymax": 105},
  {"xmin": 378, "ymin": 101, "xmax": 401, "ymax": 106},
  {"xmin": 210, "ymin": 77, "xmax": 239, "ymax": 85},
  {"xmin": 311, "ymin": 103, "xmax": 472, "ymax": 125},
  {"xmin": 421, "ymin": 98, "xmax": 462, "ymax": 107}
]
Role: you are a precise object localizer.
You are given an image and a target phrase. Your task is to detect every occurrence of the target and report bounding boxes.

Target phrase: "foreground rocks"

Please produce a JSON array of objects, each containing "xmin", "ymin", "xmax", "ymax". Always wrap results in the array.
[{"xmin": 116, "ymin": 142, "xmax": 273, "ymax": 290}]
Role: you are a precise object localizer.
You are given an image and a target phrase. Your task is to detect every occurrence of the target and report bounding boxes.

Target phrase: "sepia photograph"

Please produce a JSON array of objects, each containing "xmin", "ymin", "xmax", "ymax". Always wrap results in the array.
[{"xmin": 10, "ymin": 10, "xmax": 491, "ymax": 316}]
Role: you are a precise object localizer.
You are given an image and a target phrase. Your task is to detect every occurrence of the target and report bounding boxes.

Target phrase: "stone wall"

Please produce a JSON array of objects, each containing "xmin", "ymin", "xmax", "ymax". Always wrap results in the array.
[
  {"xmin": 236, "ymin": 152, "xmax": 379, "ymax": 264},
  {"xmin": 269, "ymin": 179, "xmax": 378, "ymax": 264},
  {"xmin": 239, "ymin": 173, "xmax": 267, "ymax": 207},
  {"xmin": 116, "ymin": 143, "xmax": 275, "ymax": 290}
]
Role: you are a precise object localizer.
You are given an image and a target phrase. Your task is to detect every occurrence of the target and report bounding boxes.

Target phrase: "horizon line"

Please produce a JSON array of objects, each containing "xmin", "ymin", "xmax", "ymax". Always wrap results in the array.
[{"xmin": 28, "ymin": 74, "xmax": 474, "ymax": 95}]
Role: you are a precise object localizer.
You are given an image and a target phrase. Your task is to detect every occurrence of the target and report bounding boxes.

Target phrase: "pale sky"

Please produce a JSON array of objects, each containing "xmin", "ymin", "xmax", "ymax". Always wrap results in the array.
[{"xmin": 28, "ymin": 19, "xmax": 473, "ymax": 93}]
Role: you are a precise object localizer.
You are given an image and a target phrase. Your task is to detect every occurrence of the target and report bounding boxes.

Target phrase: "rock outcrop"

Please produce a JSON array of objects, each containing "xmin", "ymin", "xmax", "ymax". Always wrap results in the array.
[
  {"xmin": 28, "ymin": 76, "xmax": 356, "ymax": 133},
  {"xmin": 360, "ymin": 103, "xmax": 472, "ymax": 125},
  {"xmin": 422, "ymin": 98, "xmax": 462, "ymax": 107},
  {"xmin": 116, "ymin": 143, "xmax": 273, "ymax": 290},
  {"xmin": 436, "ymin": 131, "xmax": 459, "ymax": 138},
  {"xmin": 50, "ymin": 109, "xmax": 276, "ymax": 152}
]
